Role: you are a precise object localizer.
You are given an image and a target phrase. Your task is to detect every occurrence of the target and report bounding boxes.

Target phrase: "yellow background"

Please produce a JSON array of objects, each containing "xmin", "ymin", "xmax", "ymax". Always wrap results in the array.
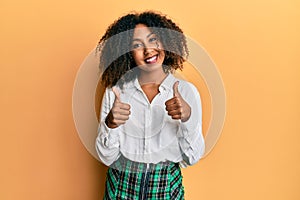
[{"xmin": 1, "ymin": 0, "xmax": 299, "ymax": 199}]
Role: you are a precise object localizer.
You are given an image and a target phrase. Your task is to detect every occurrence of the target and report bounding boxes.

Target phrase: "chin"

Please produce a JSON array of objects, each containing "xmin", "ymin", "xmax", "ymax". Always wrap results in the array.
[{"xmin": 138, "ymin": 64, "xmax": 163, "ymax": 72}]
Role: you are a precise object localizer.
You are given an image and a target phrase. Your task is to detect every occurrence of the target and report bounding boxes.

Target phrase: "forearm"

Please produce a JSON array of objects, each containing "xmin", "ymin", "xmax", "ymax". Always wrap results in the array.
[
  {"xmin": 176, "ymin": 82, "xmax": 205, "ymax": 165},
  {"xmin": 177, "ymin": 124, "xmax": 205, "ymax": 165},
  {"xmin": 95, "ymin": 120, "xmax": 121, "ymax": 166}
]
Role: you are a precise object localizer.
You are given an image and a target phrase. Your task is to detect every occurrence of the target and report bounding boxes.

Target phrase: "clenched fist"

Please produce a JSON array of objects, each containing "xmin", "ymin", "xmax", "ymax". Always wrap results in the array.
[
  {"xmin": 105, "ymin": 87, "xmax": 131, "ymax": 128},
  {"xmin": 165, "ymin": 81, "xmax": 191, "ymax": 122}
]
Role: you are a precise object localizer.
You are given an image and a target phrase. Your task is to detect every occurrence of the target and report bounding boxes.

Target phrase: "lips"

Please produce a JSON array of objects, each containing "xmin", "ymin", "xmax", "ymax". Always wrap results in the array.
[{"xmin": 144, "ymin": 55, "xmax": 158, "ymax": 64}]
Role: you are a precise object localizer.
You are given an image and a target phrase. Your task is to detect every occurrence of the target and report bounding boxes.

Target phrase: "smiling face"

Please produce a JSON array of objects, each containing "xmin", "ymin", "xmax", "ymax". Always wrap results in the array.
[{"xmin": 131, "ymin": 24, "xmax": 165, "ymax": 73}]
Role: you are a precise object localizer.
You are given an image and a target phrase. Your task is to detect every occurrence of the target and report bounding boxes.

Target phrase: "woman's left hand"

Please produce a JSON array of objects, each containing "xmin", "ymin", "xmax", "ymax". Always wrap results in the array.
[{"xmin": 165, "ymin": 81, "xmax": 191, "ymax": 122}]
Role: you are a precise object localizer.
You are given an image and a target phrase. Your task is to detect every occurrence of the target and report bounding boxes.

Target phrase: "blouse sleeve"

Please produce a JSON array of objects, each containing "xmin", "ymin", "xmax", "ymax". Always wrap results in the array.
[
  {"xmin": 95, "ymin": 87, "xmax": 121, "ymax": 166},
  {"xmin": 177, "ymin": 82, "xmax": 205, "ymax": 166}
]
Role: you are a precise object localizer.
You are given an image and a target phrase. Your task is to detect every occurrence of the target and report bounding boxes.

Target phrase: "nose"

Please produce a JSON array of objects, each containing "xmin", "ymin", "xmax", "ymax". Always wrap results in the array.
[
  {"xmin": 143, "ymin": 45, "xmax": 154, "ymax": 55},
  {"xmin": 143, "ymin": 41, "xmax": 159, "ymax": 55}
]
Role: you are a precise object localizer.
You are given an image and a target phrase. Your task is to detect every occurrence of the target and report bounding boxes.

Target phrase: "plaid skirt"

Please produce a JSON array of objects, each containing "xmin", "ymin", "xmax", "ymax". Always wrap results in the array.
[{"xmin": 103, "ymin": 156, "xmax": 184, "ymax": 200}]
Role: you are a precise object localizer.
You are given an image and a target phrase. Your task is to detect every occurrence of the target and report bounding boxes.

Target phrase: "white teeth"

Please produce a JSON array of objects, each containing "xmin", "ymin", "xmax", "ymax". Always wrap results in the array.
[{"xmin": 146, "ymin": 55, "xmax": 157, "ymax": 63}]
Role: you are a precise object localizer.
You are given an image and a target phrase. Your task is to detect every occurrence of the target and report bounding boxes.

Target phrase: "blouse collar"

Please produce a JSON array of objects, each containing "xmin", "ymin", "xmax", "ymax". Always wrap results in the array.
[{"xmin": 126, "ymin": 73, "xmax": 176, "ymax": 93}]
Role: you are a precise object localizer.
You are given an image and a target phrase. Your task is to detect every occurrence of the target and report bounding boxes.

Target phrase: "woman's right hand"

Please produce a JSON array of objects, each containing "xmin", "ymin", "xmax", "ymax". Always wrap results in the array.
[{"xmin": 105, "ymin": 87, "xmax": 131, "ymax": 129}]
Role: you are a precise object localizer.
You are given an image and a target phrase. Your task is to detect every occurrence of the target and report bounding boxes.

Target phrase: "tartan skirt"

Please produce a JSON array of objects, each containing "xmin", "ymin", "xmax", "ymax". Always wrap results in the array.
[{"xmin": 103, "ymin": 156, "xmax": 184, "ymax": 200}]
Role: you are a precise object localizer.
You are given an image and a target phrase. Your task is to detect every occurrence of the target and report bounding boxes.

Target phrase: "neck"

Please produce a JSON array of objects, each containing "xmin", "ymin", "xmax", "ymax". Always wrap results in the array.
[{"xmin": 138, "ymin": 67, "xmax": 168, "ymax": 85}]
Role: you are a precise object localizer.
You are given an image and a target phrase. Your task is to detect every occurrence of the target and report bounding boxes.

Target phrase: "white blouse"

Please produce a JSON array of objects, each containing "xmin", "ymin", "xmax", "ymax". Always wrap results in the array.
[{"xmin": 95, "ymin": 73, "xmax": 205, "ymax": 167}]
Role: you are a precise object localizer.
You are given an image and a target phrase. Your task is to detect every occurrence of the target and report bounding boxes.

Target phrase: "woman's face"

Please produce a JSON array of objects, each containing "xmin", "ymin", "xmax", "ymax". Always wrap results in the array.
[{"xmin": 131, "ymin": 24, "xmax": 165, "ymax": 73}]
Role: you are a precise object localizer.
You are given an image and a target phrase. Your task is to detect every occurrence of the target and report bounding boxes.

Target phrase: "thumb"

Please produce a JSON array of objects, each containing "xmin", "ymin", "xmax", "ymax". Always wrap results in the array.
[
  {"xmin": 173, "ymin": 81, "xmax": 180, "ymax": 97},
  {"xmin": 112, "ymin": 86, "xmax": 121, "ymax": 102}
]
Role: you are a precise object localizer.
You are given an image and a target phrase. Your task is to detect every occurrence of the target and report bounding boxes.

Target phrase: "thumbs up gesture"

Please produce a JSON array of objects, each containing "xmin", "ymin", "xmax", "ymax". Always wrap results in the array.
[
  {"xmin": 105, "ymin": 87, "xmax": 131, "ymax": 129},
  {"xmin": 165, "ymin": 81, "xmax": 191, "ymax": 122}
]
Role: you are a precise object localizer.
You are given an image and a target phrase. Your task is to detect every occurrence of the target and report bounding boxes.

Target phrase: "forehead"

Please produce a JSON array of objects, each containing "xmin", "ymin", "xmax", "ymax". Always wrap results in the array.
[{"xmin": 133, "ymin": 24, "xmax": 153, "ymax": 38}]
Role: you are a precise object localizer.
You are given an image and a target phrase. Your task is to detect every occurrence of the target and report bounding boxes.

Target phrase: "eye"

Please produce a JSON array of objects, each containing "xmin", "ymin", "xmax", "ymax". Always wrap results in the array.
[
  {"xmin": 132, "ymin": 43, "xmax": 143, "ymax": 49},
  {"xmin": 149, "ymin": 37, "xmax": 158, "ymax": 43}
]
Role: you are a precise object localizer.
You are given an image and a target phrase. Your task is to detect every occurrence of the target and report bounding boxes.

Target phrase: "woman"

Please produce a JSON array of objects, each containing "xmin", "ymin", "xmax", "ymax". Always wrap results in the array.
[{"xmin": 95, "ymin": 11, "xmax": 205, "ymax": 199}]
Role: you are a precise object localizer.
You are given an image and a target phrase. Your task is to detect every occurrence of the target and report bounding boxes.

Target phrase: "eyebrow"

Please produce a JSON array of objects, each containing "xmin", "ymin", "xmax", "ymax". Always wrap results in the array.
[{"xmin": 132, "ymin": 32, "xmax": 155, "ymax": 42}]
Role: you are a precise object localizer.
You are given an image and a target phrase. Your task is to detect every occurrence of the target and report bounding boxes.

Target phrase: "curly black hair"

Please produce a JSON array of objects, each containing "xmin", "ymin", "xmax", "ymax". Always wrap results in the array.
[{"xmin": 96, "ymin": 11, "xmax": 189, "ymax": 88}]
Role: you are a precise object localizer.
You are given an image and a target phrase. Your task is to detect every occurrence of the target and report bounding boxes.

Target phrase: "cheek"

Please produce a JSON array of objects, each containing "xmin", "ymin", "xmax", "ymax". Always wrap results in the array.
[
  {"xmin": 159, "ymin": 51, "xmax": 166, "ymax": 61},
  {"xmin": 132, "ymin": 51, "xmax": 143, "ymax": 64},
  {"xmin": 157, "ymin": 42, "xmax": 165, "ymax": 56},
  {"xmin": 157, "ymin": 41, "xmax": 164, "ymax": 50}
]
